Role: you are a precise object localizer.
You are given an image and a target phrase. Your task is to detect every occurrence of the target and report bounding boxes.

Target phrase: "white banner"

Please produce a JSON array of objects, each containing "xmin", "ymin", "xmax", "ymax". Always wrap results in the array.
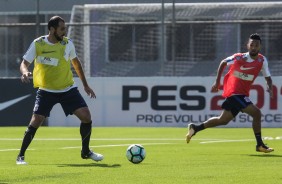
[{"xmin": 48, "ymin": 77, "xmax": 282, "ymax": 127}]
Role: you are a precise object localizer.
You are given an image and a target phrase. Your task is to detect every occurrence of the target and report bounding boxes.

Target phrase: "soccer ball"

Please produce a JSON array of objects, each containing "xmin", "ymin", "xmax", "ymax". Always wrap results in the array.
[{"xmin": 126, "ymin": 144, "xmax": 146, "ymax": 164}]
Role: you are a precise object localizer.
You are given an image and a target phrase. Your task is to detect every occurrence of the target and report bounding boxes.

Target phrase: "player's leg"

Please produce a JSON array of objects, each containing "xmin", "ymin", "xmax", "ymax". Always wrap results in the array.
[
  {"xmin": 16, "ymin": 114, "xmax": 45, "ymax": 164},
  {"xmin": 73, "ymin": 107, "xmax": 92, "ymax": 153},
  {"xmin": 74, "ymin": 106, "xmax": 104, "ymax": 161},
  {"xmin": 242, "ymin": 104, "xmax": 262, "ymax": 135},
  {"xmin": 186, "ymin": 110, "xmax": 234, "ymax": 143},
  {"xmin": 203, "ymin": 110, "xmax": 234, "ymax": 128},
  {"xmin": 242, "ymin": 104, "xmax": 274, "ymax": 153},
  {"xmin": 61, "ymin": 87, "xmax": 103, "ymax": 161},
  {"xmin": 17, "ymin": 90, "xmax": 56, "ymax": 165},
  {"xmin": 186, "ymin": 96, "xmax": 238, "ymax": 143}
]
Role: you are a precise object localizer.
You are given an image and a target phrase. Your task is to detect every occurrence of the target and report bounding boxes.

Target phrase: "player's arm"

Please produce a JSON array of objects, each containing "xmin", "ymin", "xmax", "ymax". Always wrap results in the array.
[
  {"xmin": 211, "ymin": 59, "xmax": 227, "ymax": 92},
  {"xmin": 265, "ymin": 76, "xmax": 273, "ymax": 98},
  {"xmin": 261, "ymin": 57, "xmax": 273, "ymax": 98},
  {"xmin": 20, "ymin": 60, "xmax": 32, "ymax": 83},
  {"xmin": 71, "ymin": 57, "xmax": 96, "ymax": 98},
  {"xmin": 20, "ymin": 41, "xmax": 36, "ymax": 83}
]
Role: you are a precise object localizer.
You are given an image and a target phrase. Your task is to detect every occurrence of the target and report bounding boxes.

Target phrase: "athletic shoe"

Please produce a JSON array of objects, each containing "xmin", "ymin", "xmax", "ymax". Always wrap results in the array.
[
  {"xmin": 256, "ymin": 144, "xmax": 274, "ymax": 153},
  {"xmin": 186, "ymin": 123, "xmax": 196, "ymax": 143},
  {"xmin": 16, "ymin": 156, "xmax": 27, "ymax": 165},
  {"xmin": 81, "ymin": 150, "xmax": 104, "ymax": 162}
]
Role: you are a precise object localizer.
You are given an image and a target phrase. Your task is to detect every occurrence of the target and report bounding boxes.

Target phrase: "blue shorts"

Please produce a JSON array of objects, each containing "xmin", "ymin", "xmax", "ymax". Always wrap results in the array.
[
  {"xmin": 221, "ymin": 95, "xmax": 253, "ymax": 117},
  {"xmin": 33, "ymin": 87, "xmax": 88, "ymax": 117}
]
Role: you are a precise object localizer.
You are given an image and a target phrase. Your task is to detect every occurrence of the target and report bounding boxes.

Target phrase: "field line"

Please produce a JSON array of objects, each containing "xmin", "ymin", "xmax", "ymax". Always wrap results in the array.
[
  {"xmin": 0, "ymin": 138, "xmax": 221, "ymax": 141},
  {"xmin": 61, "ymin": 142, "xmax": 175, "ymax": 149},
  {"xmin": 200, "ymin": 139, "xmax": 254, "ymax": 144},
  {"xmin": 0, "ymin": 148, "xmax": 35, "ymax": 152},
  {"xmin": 0, "ymin": 149, "xmax": 21, "ymax": 152}
]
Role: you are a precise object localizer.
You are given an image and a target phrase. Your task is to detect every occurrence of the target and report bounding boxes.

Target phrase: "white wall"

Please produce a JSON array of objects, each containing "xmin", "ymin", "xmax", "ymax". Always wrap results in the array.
[{"xmin": 48, "ymin": 77, "xmax": 282, "ymax": 128}]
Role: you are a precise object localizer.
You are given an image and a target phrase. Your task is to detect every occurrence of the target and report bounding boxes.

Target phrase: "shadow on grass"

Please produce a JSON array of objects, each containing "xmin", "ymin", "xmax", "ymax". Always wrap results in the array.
[
  {"xmin": 57, "ymin": 163, "xmax": 121, "ymax": 168},
  {"xmin": 247, "ymin": 154, "xmax": 282, "ymax": 157}
]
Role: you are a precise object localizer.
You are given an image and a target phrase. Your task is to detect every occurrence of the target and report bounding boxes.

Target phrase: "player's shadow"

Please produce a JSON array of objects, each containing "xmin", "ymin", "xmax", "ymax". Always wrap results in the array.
[
  {"xmin": 57, "ymin": 163, "xmax": 121, "ymax": 168},
  {"xmin": 247, "ymin": 154, "xmax": 282, "ymax": 157}
]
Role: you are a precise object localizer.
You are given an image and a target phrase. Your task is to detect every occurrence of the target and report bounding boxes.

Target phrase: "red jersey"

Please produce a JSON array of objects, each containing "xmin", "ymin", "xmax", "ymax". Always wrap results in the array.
[{"xmin": 222, "ymin": 53, "xmax": 266, "ymax": 97}]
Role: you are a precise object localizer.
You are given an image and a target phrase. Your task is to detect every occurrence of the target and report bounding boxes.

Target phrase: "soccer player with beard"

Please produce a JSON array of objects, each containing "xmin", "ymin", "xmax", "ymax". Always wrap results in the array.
[
  {"xmin": 16, "ymin": 16, "xmax": 104, "ymax": 164},
  {"xmin": 186, "ymin": 33, "xmax": 274, "ymax": 153}
]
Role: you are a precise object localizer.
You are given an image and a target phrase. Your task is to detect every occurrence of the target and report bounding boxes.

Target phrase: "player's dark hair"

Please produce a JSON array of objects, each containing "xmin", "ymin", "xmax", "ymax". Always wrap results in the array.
[
  {"xmin": 48, "ymin": 16, "xmax": 65, "ymax": 30},
  {"xmin": 249, "ymin": 33, "xmax": 262, "ymax": 43}
]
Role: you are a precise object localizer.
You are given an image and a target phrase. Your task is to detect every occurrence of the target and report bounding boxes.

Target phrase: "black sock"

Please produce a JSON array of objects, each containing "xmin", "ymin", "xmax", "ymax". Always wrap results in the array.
[
  {"xmin": 80, "ymin": 122, "xmax": 92, "ymax": 154},
  {"xmin": 255, "ymin": 132, "xmax": 263, "ymax": 146},
  {"xmin": 195, "ymin": 123, "xmax": 205, "ymax": 133},
  {"xmin": 19, "ymin": 125, "xmax": 37, "ymax": 157}
]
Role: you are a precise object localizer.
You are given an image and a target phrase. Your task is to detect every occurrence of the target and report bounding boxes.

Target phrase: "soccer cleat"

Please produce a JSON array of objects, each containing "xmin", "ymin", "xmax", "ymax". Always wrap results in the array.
[
  {"xmin": 256, "ymin": 144, "xmax": 274, "ymax": 153},
  {"xmin": 16, "ymin": 156, "xmax": 27, "ymax": 165},
  {"xmin": 186, "ymin": 123, "xmax": 196, "ymax": 143},
  {"xmin": 81, "ymin": 150, "xmax": 104, "ymax": 162}
]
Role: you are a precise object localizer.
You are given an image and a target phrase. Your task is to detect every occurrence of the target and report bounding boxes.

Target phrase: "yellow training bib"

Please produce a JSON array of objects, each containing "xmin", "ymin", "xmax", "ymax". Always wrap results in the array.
[{"xmin": 33, "ymin": 37, "xmax": 74, "ymax": 90}]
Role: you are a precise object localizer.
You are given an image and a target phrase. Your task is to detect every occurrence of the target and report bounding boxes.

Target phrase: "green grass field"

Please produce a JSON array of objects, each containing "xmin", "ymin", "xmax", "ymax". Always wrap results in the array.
[{"xmin": 0, "ymin": 127, "xmax": 281, "ymax": 184}]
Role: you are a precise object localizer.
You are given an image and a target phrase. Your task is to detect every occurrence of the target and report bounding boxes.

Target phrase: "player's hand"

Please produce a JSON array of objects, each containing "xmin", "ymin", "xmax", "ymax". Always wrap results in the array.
[
  {"xmin": 211, "ymin": 82, "xmax": 219, "ymax": 93},
  {"xmin": 21, "ymin": 72, "xmax": 32, "ymax": 83},
  {"xmin": 267, "ymin": 87, "xmax": 273, "ymax": 98},
  {"xmin": 84, "ymin": 86, "xmax": 96, "ymax": 98}
]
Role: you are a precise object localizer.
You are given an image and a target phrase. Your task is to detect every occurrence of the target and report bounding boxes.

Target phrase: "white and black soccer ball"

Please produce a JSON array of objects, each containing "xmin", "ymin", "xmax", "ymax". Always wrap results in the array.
[{"xmin": 126, "ymin": 144, "xmax": 146, "ymax": 164}]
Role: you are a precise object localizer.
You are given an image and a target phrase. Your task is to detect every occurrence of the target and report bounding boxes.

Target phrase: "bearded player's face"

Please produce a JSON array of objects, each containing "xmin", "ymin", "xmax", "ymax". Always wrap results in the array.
[
  {"xmin": 54, "ymin": 21, "xmax": 66, "ymax": 41},
  {"xmin": 247, "ymin": 39, "xmax": 261, "ymax": 57}
]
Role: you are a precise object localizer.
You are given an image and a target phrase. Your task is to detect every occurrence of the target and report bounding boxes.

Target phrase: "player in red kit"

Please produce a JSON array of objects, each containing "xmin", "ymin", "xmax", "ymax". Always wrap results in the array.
[{"xmin": 186, "ymin": 33, "xmax": 274, "ymax": 153}]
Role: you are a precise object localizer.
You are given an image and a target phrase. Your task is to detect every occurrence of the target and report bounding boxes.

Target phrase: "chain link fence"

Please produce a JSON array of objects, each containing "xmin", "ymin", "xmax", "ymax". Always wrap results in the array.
[
  {"xmin": 1, "ymin": 2, "xmax": 282, "ymax": 78},
  {"xmin": 0, "ymin": 12, "xmax": 70, "ymax": 77}
]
